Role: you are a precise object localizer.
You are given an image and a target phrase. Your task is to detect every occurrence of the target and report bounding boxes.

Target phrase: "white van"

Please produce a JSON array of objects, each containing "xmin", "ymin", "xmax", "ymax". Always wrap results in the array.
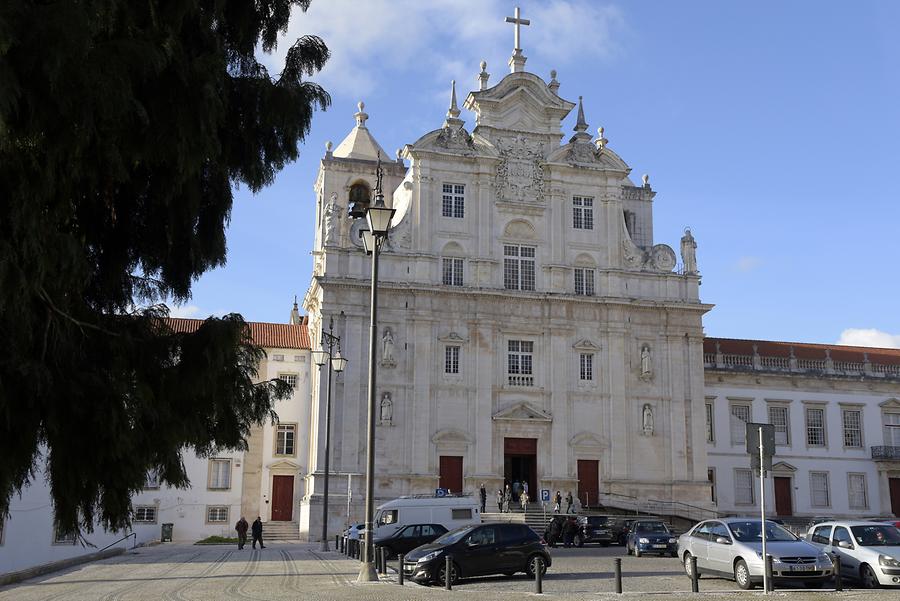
[{"xmin": 373, "ymin": 495, "xmax": 480, "ymax": 539}]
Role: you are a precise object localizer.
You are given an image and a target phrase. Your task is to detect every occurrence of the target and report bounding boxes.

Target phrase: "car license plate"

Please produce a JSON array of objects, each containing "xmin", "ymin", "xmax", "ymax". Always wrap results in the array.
[
  {"xmin": 789, "ymin": 565, "xmax": 814, "ymax": 572},
  {"xmin": 652, "ymin": 544, "xmax": 667, "ymax": 549}
]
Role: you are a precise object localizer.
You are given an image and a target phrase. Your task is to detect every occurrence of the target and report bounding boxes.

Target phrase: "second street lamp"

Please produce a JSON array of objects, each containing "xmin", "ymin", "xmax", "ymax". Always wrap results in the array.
[{"xmin": 313, "ymin": 315, "xmax": 346, "ymax": 552}]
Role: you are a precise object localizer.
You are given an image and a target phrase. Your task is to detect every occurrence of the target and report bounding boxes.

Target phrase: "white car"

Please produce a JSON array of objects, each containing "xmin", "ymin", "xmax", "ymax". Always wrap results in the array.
[
  {"xmin": 807, "ymin": 521, "xmax": 900, "ymax": 588},
  {"xmin": 344, "ymin": 522, "xmax": 366, "ymax": 540}
]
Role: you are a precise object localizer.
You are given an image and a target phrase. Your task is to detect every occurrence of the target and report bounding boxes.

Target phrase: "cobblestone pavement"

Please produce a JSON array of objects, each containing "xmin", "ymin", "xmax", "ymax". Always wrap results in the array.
[{"xmin": 1, "ymin": 542, "xmax": 896, "ymax": 601}]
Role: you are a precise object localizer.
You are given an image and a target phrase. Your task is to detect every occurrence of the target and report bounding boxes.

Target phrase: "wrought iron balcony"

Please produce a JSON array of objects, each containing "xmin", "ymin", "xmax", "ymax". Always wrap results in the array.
[{"xmin": 871, "ymin": 446, "xmax": 900, "ymax": 460}]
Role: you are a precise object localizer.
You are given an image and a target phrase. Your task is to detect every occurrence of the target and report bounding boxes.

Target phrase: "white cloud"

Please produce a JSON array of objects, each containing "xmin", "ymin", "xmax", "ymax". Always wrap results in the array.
[
  {"xmin": 836, "ymin": 328, "xmax": 900, "ymax": 349},
  {"xmin": 735, "ymin": 256, "xmax": 761, "ymax": 272},
  {"xmin": 260, "ymin": 1, "xmax": 625, "ymax": 98},
  {"xmin": 167, "ymin": 304, "xmax": 201, "ymax": 319}
]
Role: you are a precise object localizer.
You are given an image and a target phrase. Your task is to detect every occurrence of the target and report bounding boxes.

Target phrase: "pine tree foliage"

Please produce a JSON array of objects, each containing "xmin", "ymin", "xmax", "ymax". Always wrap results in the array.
[{"xmin": 0, "ymin": 0, "xmax": 330, "ymax": 534}]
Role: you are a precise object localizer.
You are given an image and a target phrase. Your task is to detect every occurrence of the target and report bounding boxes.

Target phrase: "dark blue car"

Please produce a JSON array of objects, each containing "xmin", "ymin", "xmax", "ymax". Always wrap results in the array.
[{"xmin": 626, "ymin": 519, "xmax": 678, "ymax": 557}]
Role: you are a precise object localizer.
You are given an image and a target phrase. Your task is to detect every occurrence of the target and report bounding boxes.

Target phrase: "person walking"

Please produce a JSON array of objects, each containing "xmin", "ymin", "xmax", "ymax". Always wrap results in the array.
[
  {"xmin": 496, "ymin": 488, "xmax": 504, "ymax": 512},
  {"xmin": 565, "ymin": 491, "xmax": 574, "ymax": 514},
  {"xmin": 235, "ymin": 516, "xmax": 249, "ymax": 550},
  {"xmin": 563, "ymin": 516, "xmax": 577, "ymax": 547},
  {"xmin": 503, "ymin": 485, "xmax": 512, "ymax": 513},
  {"xmin": 251, "ymin": 516, "xmax": 265, "ymax": 549},
  {"xmin": 554, "ymin": 490, "xmax": 562, "ymax": 513},
  {"xmin": 479, "ymin": 483, "xmax": 487, "ymax": 513},
  {"xmin": 520, "ymin": 489, "xmax": 529, "ymax": 512}
]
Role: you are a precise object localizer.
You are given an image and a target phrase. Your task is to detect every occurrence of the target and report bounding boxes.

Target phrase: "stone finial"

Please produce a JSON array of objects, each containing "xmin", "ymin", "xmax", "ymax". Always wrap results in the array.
[
  {"xmin": 447, "ymin": 80, "xmax": 460, "ymax": 120},
  {"xmin": 595, "ymin": 126, "xmax": 608, "ymax": 149},
  {"xmin": 325, "ymin": 140, "xmax": 333, "ymax": 156},
  {"xmin": 548, "ymin": 69, "xmax": 560, "ymax": 94},
  {"xmin": 642, "ymin": 174, "xmax": 650, "ymax": 187},
  {"xmin": 396, "ymin": 148, "xmax": 403, "ymax": 162},
  {"xmin": 354, "ymin": 101, "xmax": 368, "ymax": 127},
  {"xmin": 574, "ymin": 96, "xmax": 588, "ymax": 133},
  {"xmin": 478, "ymin": 60, "xmax": 490, "ymax": 90}
]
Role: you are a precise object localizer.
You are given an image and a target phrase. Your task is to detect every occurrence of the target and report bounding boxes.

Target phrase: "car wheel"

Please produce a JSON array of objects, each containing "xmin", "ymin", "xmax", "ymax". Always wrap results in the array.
[
  {"xmin": 734, "ymin": 559, "xmax": 753, "ymax": 590},
  {"xmin": 437, "ymin": 561, "xmax": 460, "ymax": 586},
  {"xmin": 575, "ymin": 534, "xmax": 584, "ymax": 548},
  {"xmin": 683, "ymin": 553, "xmax": 697, "ymax": 578},
  {"xmin": 861, "ymin": 564, "xmax": 880, "ymax": 589},
  {"xmin": 525, "ymin": 554, "xmax": 548, "ymax": 579}
]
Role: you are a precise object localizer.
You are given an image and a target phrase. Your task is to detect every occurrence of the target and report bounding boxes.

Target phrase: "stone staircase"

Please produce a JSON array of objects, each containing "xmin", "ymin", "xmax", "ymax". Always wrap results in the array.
[
  {"xmin": 482, "ymin": 504, "xmax": 560, "ymax": 534},
  {"xmin": 263, "ymin": 521, "xmax": 300, "ymax": 541}
]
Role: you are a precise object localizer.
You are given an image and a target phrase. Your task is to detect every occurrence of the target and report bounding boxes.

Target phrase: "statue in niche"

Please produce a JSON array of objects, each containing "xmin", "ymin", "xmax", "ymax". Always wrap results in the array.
[
  {"xmin": 381, "ymin": 327, "xmax": 396, "ymax": 366},
  {"xmin": 379, "ymin": 392, "xmax": 393, "ymax": 425},
  {"xmin": 323, "ymin": 193, "xmax": 340, "ymax": 245},
  {"xmin": 640, "ymin": 345, "xmax": 652, "ymax": 379},
  {"xmin": 642, "ymin": 404, "xmax": 654, "ymax": 436},
  {"xmin": 680, "ymin": 228, "xmax": 698, "ymax": 274}
]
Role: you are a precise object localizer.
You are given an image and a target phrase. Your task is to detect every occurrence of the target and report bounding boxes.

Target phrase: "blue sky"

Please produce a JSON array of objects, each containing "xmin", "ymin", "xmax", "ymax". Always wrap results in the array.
[{"xmin": 177, "ymin": 1, "xmax": 900, "ymax": 348}]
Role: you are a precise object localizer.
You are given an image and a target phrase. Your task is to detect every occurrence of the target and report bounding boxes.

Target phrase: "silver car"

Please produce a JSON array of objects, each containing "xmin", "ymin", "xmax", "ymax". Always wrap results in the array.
[
  {"xmin": 807, "ymin": 520, "xmax": 900, "ymax": 588},
  {"xmin": 678, "ymin": 518, "xmax": 833, "ymax": 589}
]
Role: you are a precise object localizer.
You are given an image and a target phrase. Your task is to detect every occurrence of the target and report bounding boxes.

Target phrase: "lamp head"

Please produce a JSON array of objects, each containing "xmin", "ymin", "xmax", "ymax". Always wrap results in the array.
[
  {"xmin": 311, "ymin": 347, "xmax": 327, "ymax": 367},
  {"xmin": 331, "ymin": 348, "xmax": 348, "ymax": 373}
]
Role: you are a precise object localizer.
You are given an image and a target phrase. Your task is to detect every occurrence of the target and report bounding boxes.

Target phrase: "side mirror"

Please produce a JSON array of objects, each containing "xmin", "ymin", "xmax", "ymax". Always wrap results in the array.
[
  {"xmin": 715, "ymin": 536, "xmax": 731, "ymax": 545},
  {"xmin": 838, "ymin": 540, "xmax": 853, "ymax": 549}
]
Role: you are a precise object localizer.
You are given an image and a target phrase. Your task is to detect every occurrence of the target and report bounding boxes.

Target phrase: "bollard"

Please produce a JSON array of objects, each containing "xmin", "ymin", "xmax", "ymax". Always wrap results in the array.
[
  {"xmin": 375, "ymin": 547, "xmax": 381, "ymax": 574},
  {"xmin": 614, "ymin": 557, "xmax": 623, "ymax": 593},
  {"xmin": 832, "ymin": 554, "xmax": 842, "ymax": 591},
  {"xmin": 534, "ymin": 556, "xmax": 544, "ymax": 594},
  {"xmin": 340, "ymin": 536, "xmax": 345, "ymax": 554},
  {"xmin": 399, "ymin": 554, "xmax": 405, "ymax": 586},
  {"xmin": 765, "ymin": 555, "xmax": 774, "ymax": 592},
  {"xmin": 690, "ymin": 556, "xmax": 699, "ymax": 592},
  {"xmin": 381, "ymin": 547, "xmax": 387, "ymax": 574},
  {"xmin": 445, "ymin": 555, "xmax": 453, "ymax": 590},
  {"xmin": 335, "ymin": 535, "xmax": 340, "ymax": 550}
]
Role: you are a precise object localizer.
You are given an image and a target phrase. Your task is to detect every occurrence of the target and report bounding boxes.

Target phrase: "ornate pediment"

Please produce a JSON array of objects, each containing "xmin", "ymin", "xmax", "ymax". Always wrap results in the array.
[
  {"xmin": 880, "ymin": 398, "xmax": 900, "ymax": 409},
  {"xmin": 492, "ymin": 402, "xmax": 552, "ymax": 422},
  {"xmin": 569, "ymin": 431, "xmax": 605, "ymax": 449},
  {"xmin": 438, "ymin": 331, "xmax": 468, "ymax": 343},
  {"xmin": 493, "ymin": 134, "xmax": 546, "ymax": 204},
  {"xmin": 573, "ymin": 339, "xmax": 600, "ymax": 351},
  {"xmin": 431, "ymin": 429, "xmax": 472, "ymax": 444},
  {"xmin": 267, "ymin": 459, "xmax": 300, "ymax": 471},
  {"xmin": 772, "ymin": 461, "xmax": 797, "ymax": 472}
]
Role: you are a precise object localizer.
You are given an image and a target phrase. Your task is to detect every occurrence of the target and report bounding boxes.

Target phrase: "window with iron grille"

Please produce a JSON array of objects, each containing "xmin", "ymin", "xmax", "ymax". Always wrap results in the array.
[
  {"xmin": 504, "ymin": 245, "xmax": 535, "ymax": 291},
  {"xmin": 768, "ymin": 405, "xmax": 790, "ymax": 446},
  {"xmin": 730, "ymin": 404, "xmax": 751, "ymax": 445},
  {"xmin": 207, "ymin": 506, "xmax": 229, "ymax": 523},
  {"xmin": 276, "ymin": 424, "xmax": 296, "ymax": 456},
  {"xmin": 734, "ymin": 468, "xmax": 754, "ymax": 505},
  {"xmin": 279, "ymin": 373, "xmax": 297, "ymax": 389},
  {"xmin": 134, "ymin": 505, "xmax": 157, "ymax": 523},
  {"xmin": 144, "ymin": 469, "xmax": 160, "ymax": 490},
  {"xmin": 806, "ymin": 407, "xmax": 826, "ymax": 446},
  {"xmin": 579, "ymin": 353, "xmax": 593, "ymax": 381},
  {"xmin": 705, "ymin": 403, "xmax": 715, "ymax": 443},
  {"xmin": 848, "ymin": 473, "xmax": 868, "ymax": 509},
  {"xmin": 574, "ymin": 268, "xmax": 595, "ymax": 296},
  {"xmin": 445, "ymin": 346, "xmax": 460, "ymax": 374},
  {"xmin": 442, "ymin": 257, "xmax": 463, "ymax": 286},
  {"xmin": 208, "ymin": 459, "xmax": 232, "ymax": 490},
  {"xmin": 573, "ymin": 196, "xmax": 594, "ymax": 230},
  {"xmin": 442, "ymin": 183, "xmax": 465, "ymax": 218},
  {"xmin": 507, "ymin": 340, "xmax": 534, "ymax": 386},
  {"xmin": 842, "ymin": 409, "xmax": 863, "ymax": 448},
  {"xmin": 810, "ymin": 471, "xmax": 830, "ymax": 507}
]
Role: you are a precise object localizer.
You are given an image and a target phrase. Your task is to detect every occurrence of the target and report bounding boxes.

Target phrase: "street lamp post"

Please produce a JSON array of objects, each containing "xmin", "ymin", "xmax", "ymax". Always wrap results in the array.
[
  {"xmin": 311, "ymin": 315, "xmax": 347, "ymax": 552},
  {"xmin": 357, "ymin": 156, "xmax": 395, "ymax": 583}
]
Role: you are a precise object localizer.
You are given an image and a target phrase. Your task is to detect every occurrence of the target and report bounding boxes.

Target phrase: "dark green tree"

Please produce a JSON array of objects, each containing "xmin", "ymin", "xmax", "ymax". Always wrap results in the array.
[{"xmin": 0, "ymin": 0, "xmax": 329, "ymax": 535}]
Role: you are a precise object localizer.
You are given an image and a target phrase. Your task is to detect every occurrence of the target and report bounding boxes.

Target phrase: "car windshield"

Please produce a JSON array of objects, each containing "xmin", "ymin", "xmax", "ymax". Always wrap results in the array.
[
  {"xmin": 728, "ymin": 521, "xmax": 797, "ymax": 542},
  {"xmin": 433, "ymin": 526, "xmax": 473, "ymax": 546},
  {"xmin": 636, "ymin": 522, "xmax": 668, "ymax": 533},
  {"xmin": 851, "ymin": 525, "xmax": 900, "ymax": 547}
]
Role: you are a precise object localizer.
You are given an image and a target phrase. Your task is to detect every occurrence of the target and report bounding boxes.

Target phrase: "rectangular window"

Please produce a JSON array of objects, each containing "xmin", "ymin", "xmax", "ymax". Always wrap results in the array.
[
  {"xmin": 579, "ymin": 353, "xmax": 593, "ymax": 381},
  {"xmin": 442, "ymin": 257, "xmax": 463, "ymax": 286},
  {"xmin": 504, "ymin": 245, "xmax": 535, "ymax": 291},
  {"xmin": 848, "ymin": 473, "xmax": 868, "ymax": 509},
  {"xmin": 842, "ymin": 409, "xmax": 863, "ymax": 448},
  {"xmin": 806, "ymin": 407, "xmax": 826, "ymax": 446},
  {"xmin": 208, "ymin": 459, "xmax": 232, "ymax": 490},
  {"xmin": 705, "ymin": 403, "xmax": 715, "ymax": 443},
  {"xmin": 708, "ymin": 468, "xmax": 717, "ymax": 504},
  {"xmin": 53, "ymin": 526, "xmax": 76, "ymax": 545},
  {"xmin": 445, "ymin": 346, "xmax": 460, "ymax": 374},
  {"xmin": 278, "ymin": 373, "xmax": 298, "ymax": 389},
  {"xmin": 206, "ymin": 506, "xmax": 229, "ymax": 523},
  {"xmin": 144, "ymin": 470, "xmax": 160, "ymax": 490},
  {"xmin": 273, "ymin": 354, "xmax": 284, "ymax": 362},
  {"xmin": 451, "ymin": 508, "xmax": 472, "ymax": 520},
  {"xmin": 573, "ymin": 196, "xmax": 594, "ymax": 230},
  {"xmin": 276, "ymin": 424, "xmax": 296, "ymax": 456},
  {"xmin": 734, "ymin": 468, "xmax": 754, "ymax": 505},
  {"xmin": 884, "ymin": 412, "xmax": 900, "ymax": 446},
  {"xmin": 507, "ymin": 340, "xmax": 534, "ymax": 386},
  {"xmin": 730, "ymin": 404, "xmax": 751, "ymax": 445},
  {"xmin": 574, "ymin": 268, "xmax": 595, "ymax": 296},
  {"xmin": 442, "ymin": 183, "xmax": 465, "ymax": 218},
  {"xmin": 133, "ymin": 505, "xmax": 157, "ymax": 523},
  {"xmin": 768, "ymin": 405, "xmax": 790, "ymax": 446},
  {"xmin": 810, "ymin": 471, "xmax": 830, "ymax": 507}
]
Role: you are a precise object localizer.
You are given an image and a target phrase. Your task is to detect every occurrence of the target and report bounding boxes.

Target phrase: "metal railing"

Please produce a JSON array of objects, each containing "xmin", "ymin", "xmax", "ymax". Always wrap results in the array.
[
  {"xmin": 595, "ymin": 492, "xmax": 720, "ymax": 523},
  {"xmin": 871, "ymin": 446, "xmax": 900, "ymax": 460},
  {"xmin": 99, "ymin": 532, "xmax": 137, "ymax": 553}
]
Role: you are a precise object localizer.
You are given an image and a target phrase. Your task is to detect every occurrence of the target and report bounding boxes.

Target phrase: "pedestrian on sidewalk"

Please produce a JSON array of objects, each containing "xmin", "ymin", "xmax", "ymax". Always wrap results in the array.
[
  {"xmin": 496, "ymin": 488, "xmax": 504, "ymax": 512},
  {"xmin": 479, "ymin": 483, "xmax": 487, "ymax": 513},
  {"xmin": 251, "ymin": 516, "xmax": 266, "ymax": 549},
  {"xmin": 554, "ymin": 490, "xmax": 562, "ymax": 513},
  {"xmin": 520, "ymin": 489, "xmax": 529, "ymax": 512},
  {"xmin": 235, "ymin": 516, "xmax": 249, "ymax": 550},
  {"xmin": 563, "ymin": 516, "xmax": 577, "ymax": 547},
  {"xmin": 503, "ymin": 484, "xmax": 512, "ymax": 513},
  {"xmin": 565, "ymin": 491, "xmax": 574, "ymax": 514}
]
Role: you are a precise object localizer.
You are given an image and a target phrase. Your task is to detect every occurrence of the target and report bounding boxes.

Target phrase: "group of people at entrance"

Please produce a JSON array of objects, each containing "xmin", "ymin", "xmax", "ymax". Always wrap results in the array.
[
  {"xmin": 553, "ymin": 490, "xmax": 576, "ymax": 514},
  {"xmin": 234, "ymin": 516, "xmax": 265, "ymax": 549},
  {"xmin": 491, "ymin": 481, "xmax": 531, "ymax": 513}
]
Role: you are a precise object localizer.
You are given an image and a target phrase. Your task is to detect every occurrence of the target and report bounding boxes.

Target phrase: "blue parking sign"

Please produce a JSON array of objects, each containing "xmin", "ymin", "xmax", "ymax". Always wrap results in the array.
[
  {"xmin": 541, "ymin": 489, "xmax": 550, "ymax": 502},
  {"xmin": 435, "ymin": 488, "xmax": 447, "ymax": 497}
]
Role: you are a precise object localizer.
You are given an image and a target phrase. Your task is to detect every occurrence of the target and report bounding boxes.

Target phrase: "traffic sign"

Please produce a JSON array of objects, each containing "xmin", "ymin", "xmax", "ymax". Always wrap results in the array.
[
  {"xmin": 435, "ymin": 488, "xmax": 447, "ymax": 497},
  {"xmin": 746, "ymin": 422, "xmax": 775, "ymax": 472},
  {"xmin": 540, "ymin": 489, "xmax": 550, "ymax": 502}
]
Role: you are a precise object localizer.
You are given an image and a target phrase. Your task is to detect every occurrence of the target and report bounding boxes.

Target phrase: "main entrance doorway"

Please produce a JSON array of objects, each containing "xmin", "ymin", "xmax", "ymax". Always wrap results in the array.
[
  {"xmin": 774, "ymin": 476, "xmax": 793, "ymax": 516},
  {"xmin": 439, "ymin": 456, "xmax": 463, "ymax": 494},
  {"xmin": 271, "ymin": 475, "xmax": 294, "ymax": 521},
  {"xmin": 504, "ymin": 438, "xmax": 537, "ymax": 500}
]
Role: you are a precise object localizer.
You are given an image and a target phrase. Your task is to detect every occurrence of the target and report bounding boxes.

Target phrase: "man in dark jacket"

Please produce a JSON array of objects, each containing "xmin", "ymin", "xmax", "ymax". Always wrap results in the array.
[
  {"xmin": 562, "ymin": 517, "xmax": 577, "ymax": 547},
  {"xmin": 479, "ymin": 483, "xmax": 487, "ymax": 513},
  {"xmin": 235, "ymin": 516, "xmax": 249, "ymax": 550},
  {"xmin": 251, "ymin": 516, "xmax": 265, "ymax": 549}
]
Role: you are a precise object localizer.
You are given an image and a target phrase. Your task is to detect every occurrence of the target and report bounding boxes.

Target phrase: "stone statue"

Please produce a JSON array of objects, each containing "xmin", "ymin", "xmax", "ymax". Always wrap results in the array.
[
  {"xmin": 323, "ymin": 193, "xmax": 339, "ymax": 245},
  {"xmin": 642, "ymin": 404, "xmax": 654, "ymax": 436},
  {"xmin": 680, "ymin": 228, "xmax": 697, "ymax": 274},
  {"xmin": 380, "ymin": 392, "xmax": 393, "ymax": 425},
  {"xmin": 640, "ymin": 345, "xmax": 652, "ymax": 378},
  {"xmin": 382, "ymin": 327, "xmax": 395, "ymax": 365}
]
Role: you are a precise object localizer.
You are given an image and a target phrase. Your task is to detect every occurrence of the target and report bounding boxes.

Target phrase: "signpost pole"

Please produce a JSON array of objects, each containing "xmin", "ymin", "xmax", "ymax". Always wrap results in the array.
[{"xmin": 759, "ymin": 425, "xmax": 768, "ymax": 595}]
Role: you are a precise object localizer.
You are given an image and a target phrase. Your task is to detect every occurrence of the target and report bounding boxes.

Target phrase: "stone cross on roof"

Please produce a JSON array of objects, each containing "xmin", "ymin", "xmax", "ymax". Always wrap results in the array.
[
  {"xmin": 505, "ymin": 6, "xmax": 530, "ymax": 52},
  {"xmin": 505, "ymin": 6, "xmax": 530, "ymax": 72}
]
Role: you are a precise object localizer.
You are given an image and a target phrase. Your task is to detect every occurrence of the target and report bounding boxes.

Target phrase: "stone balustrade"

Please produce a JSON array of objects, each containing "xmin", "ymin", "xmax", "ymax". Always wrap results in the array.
[{"xmin": 705, "ymin": 350, "xmax": 900, "ymax": 380}]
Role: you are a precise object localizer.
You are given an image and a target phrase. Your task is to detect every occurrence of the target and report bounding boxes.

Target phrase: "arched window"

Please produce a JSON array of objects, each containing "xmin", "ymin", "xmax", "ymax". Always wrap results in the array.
[{"xmin": 348, "ymin": 182, "xmax": 371, "ymax": 218}]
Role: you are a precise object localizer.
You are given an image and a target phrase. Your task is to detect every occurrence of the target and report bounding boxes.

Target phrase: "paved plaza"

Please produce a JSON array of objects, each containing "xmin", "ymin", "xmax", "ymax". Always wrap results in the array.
[{"xmin": 1, "ymin": 542, "xmax": 896, "ymax": 601}]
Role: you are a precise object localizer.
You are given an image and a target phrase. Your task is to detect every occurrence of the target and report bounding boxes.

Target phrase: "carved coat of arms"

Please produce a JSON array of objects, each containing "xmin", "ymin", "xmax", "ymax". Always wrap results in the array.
[{"xmin": 494, "ymin": 135, "xmax": 546, "ymax": 203}]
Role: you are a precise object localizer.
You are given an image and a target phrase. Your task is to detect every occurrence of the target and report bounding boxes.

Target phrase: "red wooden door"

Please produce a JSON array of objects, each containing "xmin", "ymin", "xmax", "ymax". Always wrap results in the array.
[
  {"xmin": 774, "ymin": 477, "xmax": 793, "ymax": 516},
  {"xmin": 577, "ymin": 460, "xmax": 599, "ymax": 508},
  {"xmin": 890, "ymin": 478, "xmax": 900, "ymax": 517},
  {"xmin": 439, "ymin": 456, "xmax": 463, "ymax": 494},
  {"xmin": 271, "ymin": 475, "xmax": 294, "ymax": 521}
]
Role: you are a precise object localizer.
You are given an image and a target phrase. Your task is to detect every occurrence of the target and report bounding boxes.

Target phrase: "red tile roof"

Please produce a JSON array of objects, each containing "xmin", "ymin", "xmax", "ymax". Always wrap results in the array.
[
  {"xmin": 164, "ymin": 317, "xmax": 310, "ymax": 350},
  {"xmin": 704, "ymin": 337, "xmax": 900, "ymax": 366}
]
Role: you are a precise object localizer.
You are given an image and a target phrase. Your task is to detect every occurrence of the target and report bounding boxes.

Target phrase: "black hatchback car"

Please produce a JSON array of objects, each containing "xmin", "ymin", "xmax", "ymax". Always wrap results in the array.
[
  {"xmin": 577, "ymin": 516, "xmax": 616, "ymax": 546},
  {"xmin": 374, "ymin": 523, "xmax": 447, "ymax": 558},
  {"xmin": 403, "ymin": 522, "xmax": 551, "ymax": 585}
]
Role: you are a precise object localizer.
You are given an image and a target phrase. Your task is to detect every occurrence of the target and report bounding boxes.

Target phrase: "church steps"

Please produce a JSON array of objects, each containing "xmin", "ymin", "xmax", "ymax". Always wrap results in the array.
[{"xmin": 261, "ymin": 521, "xmax": 300, "ymax": 541}]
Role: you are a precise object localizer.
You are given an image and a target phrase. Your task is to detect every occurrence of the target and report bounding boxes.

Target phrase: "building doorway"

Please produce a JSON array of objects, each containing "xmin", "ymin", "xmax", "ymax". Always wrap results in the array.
[
  {"xmin": 504, "ymin": 438, "xmax": 537, "ymax": 501},
  {"xmin": 439, "ymin": 456, "xmax": 463, "ymax": 494},
  {"xmin": 271, "ymin": 475, "xmax": 294, "ymax": 521},
  {"xmin": 774, "ymin": 476, "xmax": 793, "ymax": 516},
  {"xmin": 577, "ymin": 460, "xmax": 599, "ymax": 508},
  {"xmin": 890, "ymin": 477, "xmax": 900, "ymax": 517}
]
